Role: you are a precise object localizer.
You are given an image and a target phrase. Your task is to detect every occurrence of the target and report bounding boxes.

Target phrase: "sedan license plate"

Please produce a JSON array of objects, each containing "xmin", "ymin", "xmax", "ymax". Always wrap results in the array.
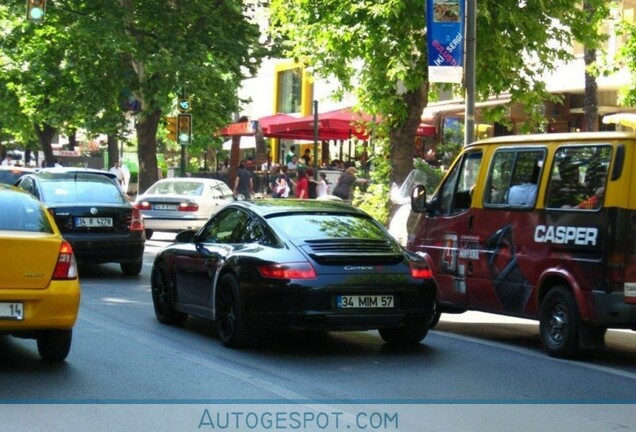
[
  {"xmin": 337, "ymin": 295, "xmax": 394, "ymax": 309},
  {"xmin": 154, "ymin": 204, "xmax": 178, "ymax": 211},
  {"xmin": 75, "ymin": 217, "xmax": 113, "ymax": 227},
  {"xmin": 0, "ymin": 302, "xmax": 24, "ymax": 320}
]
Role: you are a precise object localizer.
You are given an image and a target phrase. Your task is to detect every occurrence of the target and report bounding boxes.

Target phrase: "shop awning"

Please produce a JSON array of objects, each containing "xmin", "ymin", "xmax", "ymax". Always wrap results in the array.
[{"xmin": 216, "ymin": 113, "xmax": 298, "ymax": 137}]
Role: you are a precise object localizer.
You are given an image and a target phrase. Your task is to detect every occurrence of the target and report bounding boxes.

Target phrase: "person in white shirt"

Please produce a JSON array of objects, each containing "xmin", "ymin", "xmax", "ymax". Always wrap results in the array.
[
  {"xmin": 121, "ymin": 162, "xmax": 131, "ymax": 194},
  {"xmin": 316, "ymin": 172, "xmax": 329, "ymax": 198},
  {"xmin": 109, "ymin": 161, "xmax": 125, "ymax": 188},
  {"xmin": 508, "ymin": 182, "xmax": 538, "ymax": 206}
]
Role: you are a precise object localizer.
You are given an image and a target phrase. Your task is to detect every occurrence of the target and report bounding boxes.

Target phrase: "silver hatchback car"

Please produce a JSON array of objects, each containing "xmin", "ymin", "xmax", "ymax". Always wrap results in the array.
[{"xmin": 133, "ymin": 177, "xmax": 234, "ymax": 238}]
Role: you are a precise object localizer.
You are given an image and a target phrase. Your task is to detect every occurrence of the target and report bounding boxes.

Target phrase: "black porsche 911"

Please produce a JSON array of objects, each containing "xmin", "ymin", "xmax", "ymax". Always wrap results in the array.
[{"xmin": 151, "ymin": 199, "xmax": 437, "ymax": 347}]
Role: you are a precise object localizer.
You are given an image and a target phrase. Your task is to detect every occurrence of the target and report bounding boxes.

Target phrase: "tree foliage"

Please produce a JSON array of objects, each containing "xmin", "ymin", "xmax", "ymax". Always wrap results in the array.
[
  {"xmin": 269, "ymin": 0, "xmax": 610, "ymax": 187},
  {"xmin": 1, "ymin": 0, "xmax": 268, "ymax": 191}
]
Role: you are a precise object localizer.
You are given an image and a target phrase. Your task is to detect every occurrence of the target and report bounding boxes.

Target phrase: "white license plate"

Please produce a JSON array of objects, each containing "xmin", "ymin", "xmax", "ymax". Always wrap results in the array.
[
  {"xmin": 337, "ymin": 295, "xmax": 394, "ymax": 309},
  {"xmin": 154, "ymin": 204, "xmax": 178, "ymax": 211},
  {"xmin": 75, "ymin": 217, "xmax": 113, "ymax": 227},
  {"xmin": 0, "ymin": 302, "xmax": 24, "ymax": 320},
  {"xmin": 625, "ymin": 283, "xmax": 636, "ymax": 297}
]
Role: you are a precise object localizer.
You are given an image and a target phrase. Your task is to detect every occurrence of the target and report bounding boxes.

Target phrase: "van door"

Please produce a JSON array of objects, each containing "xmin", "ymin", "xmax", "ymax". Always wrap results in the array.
[
  {"xmin": 469, "ymin": 148, "xmax": 546, "ymax": 315},
  {"xmin": 410, "ymin": 150, "xmax": 483, "ymax": 309}
]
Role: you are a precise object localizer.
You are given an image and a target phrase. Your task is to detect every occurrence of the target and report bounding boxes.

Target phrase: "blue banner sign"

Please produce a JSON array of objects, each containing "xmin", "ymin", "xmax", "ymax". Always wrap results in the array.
[{"xmin": 427, "ymin": 0, "xmax": 465, "ymax": 83}]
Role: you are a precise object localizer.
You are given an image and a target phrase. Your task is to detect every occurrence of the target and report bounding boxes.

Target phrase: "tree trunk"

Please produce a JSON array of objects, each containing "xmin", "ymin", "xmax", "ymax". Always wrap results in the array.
[
  {"xmin": 255, "ymin": 128, "xmax": 267, "ymax": 169},
  {"xmin": 35, "ymin": 123, "xmax": 57, "ymax": 167},
  {"xmin": 583, "ymin": 1, "xmax": 599, "ymax": 132},
  {"xmin": 228, "ymin": 135, "xmax": 241, "ymax": 191},
  {"xmin": 107, "ymin": 134, "xmax": 119, "ymax": 168},
  {"xmin": 389, "ymin": 82, "xmax": 429, "ymax": 186},
  {"xmin": 136, "ymin": 110, "xmax": 161, "ymax": 193},
  {"xmin": 583, "ymin": 47, "xmax": 598, "ymax": 131},
  {"xmin": 68, "ymin": 129, "xmax": 78, "ymax": 151}
]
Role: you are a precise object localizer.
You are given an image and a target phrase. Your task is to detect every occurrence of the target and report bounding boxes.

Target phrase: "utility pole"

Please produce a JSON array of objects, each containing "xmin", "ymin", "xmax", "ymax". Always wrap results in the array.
[{"xmin": 464, "ymin": 0, "xmax": 477, "ymax": 146}]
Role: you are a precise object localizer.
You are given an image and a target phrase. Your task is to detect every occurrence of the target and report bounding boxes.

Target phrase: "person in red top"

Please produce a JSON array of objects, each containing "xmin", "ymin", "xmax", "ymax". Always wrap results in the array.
[{"xmin": 295, "ymin": 168, "xmax": 309, "ymax": 199}]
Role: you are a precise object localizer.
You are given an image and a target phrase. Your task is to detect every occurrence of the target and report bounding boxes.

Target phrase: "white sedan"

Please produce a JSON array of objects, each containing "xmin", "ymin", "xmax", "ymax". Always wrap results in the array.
[{"xmin": 133, "ymin": 177, "xmax": 234, "ymax": 239}]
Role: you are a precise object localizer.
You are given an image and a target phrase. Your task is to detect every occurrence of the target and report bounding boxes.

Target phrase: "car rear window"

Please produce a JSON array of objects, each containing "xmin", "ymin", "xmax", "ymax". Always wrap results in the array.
[
  {"xmin": 147, "ymin": 181, "xmax": 206, "ymax": 196},
  {"xmin": 267, "ymin": 213, "xmax": 388, "ymax": 242},
  {"xmin": 0, "ymin": 193, "xmax": 54, "ymax": 233},
  {"xmin": 39, "ymin": 174, "xmax": 127, "ymax": 205}
]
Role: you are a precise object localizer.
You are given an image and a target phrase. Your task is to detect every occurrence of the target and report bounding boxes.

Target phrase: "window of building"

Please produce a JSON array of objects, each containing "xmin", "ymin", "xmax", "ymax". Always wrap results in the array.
[{"xmin": 276, "ymin": 68, "xmax": 302, "ymax": 113}]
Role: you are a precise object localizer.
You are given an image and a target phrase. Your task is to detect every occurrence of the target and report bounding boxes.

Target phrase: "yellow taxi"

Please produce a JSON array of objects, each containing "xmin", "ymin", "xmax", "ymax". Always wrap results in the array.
[{"xmin": 0, "ymin": 185, "xmax": 80, "ymax": 362}]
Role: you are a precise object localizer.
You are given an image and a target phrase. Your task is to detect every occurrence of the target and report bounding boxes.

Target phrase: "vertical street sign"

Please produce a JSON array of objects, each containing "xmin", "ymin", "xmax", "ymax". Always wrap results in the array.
[{"xmin": 426, "ymin": 0, "xmax": 465, "ymax": 83}]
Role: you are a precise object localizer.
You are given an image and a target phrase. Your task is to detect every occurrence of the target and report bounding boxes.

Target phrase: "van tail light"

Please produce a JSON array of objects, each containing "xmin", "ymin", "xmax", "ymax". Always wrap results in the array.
[
  {"xmin": 53, "ymin": 241, "xmax": 78, "ymax": 280},
  {"xmin": 129, "ymin": 208, "xmax": 145, "ymax": 232},
  {"xmin": 607, "ymin": 251, "xmax": 626, "ymax": 283},
  {"xmin": 258, "ymin": 262, "xmax": 317, "ymax": 279},
  {"xmin": 410, "ymin": 261, "xmax": 433, "ymax": 279},
  {"xmin": 178, "ymin": 202, "xmax": 199, "ymax": 212}
]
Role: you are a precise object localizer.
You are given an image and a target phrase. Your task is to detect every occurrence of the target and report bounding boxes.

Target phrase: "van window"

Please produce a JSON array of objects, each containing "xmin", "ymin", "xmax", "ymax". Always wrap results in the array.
[
  {"xmin": 546, "ymin": 145, "xmax": 611, "ymax": 210},
  {"xmin": 438, "ymin": 150, "xmax": 482, "ymax": 215},
  {"xmin": 484, "ymin": 149, "xmax": 545, "ymax": 208}
]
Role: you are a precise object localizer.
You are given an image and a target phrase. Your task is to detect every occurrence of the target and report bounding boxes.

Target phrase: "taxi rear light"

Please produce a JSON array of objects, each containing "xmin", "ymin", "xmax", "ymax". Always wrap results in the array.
[
  {"xmin": 129, "ymin": 208, "xmax": 144, "ymax": 232},
  {"xmin": 258, "ymin": 262, "xmax": 317, "ymax": 280},
  {"xmin": 178, "ymin": 202, "xmax": 199, "ymax": 212},
  {"xmin": 410, "ymin": 261, "xmax": 433, "ymax": 279},
  {"xmin": 53, "ymin": 241, "xmax": 78, "ymax": 280}
]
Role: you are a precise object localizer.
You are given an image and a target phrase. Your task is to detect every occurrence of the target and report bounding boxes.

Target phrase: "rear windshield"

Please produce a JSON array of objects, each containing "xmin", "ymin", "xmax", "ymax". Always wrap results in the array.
[
  {"xmin": 146, "ymin": 180, "xmax": 233, "ymax": 198},
  {"xmin": 39, "ymin": 174, "xmax": 127, "ymax": 205},
  {"xmin": 267, "ymin": 213, "xmax": 389, "ymax": 242},
  {"xmin": 0, "ymin": 193, "xmax": 54, "ymax": 233}
]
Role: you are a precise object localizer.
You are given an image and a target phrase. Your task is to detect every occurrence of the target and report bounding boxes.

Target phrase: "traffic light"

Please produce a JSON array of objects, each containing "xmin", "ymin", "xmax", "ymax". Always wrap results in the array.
[
  {"xmin": 165, "ymin": 116, "xmax": 177, "ymax": 142},
  {"xmin": 177, "ymin": 114, "xmax": 192, "ymax": 145},
  {"xmin": 26, "ymin": 0, "xmax": 46, "ymax": 23}
]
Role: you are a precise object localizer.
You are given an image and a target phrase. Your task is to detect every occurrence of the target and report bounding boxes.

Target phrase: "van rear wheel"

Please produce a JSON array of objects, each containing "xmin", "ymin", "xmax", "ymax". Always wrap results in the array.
[{"xmin": 539, "ymin": 286, "xmax": 580, "ymax": 358}]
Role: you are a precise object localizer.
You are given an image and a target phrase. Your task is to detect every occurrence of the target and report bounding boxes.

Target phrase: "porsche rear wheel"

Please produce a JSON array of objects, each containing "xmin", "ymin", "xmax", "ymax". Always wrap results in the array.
[
  {"xmin": 379, "ymin": 320, "xmax": 429, "ymax": 345},
  {"xmin": 151, "ymin": 262, "xmax": 188, "ymax": 325},
  {"xmin": 216, "ymin": 274, "xmax": 251, "ymax": 348}
]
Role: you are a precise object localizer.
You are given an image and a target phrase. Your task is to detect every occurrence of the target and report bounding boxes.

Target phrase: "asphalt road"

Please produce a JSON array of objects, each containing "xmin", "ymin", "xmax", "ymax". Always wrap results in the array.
[{"xmin": 1, "ymin": 232, "xmax": 635, "ymax": 431}]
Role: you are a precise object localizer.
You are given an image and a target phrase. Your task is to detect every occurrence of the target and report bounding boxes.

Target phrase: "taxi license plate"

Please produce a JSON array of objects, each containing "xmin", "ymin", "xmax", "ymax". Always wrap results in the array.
[
  {"xmin": 337, "ymin": 295, "xmax": 394, "ymax": 309},
  {"xmin": 0, "ymin": 302, "xmax": 24, "ymax": 320},
  {"xmin": 75, "ymin": 217, "xmax": 113, "ymax": 227},
  {"xmin": 625, "ymin": 283, "xmax": 636, "ymax": 297},
  {"xmin": 154, "ymin": 204, "xmax": 178, "ymax": 211}
]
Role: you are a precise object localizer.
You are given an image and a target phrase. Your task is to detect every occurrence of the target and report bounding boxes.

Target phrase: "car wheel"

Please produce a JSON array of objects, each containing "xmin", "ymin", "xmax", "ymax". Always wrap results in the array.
[
  {"xmin": 37, "ymin": 329, "xmax": 72, "ymax": 362},
  {"xmin": 379, "ymin": 320, "xmax": 429, "ymax": 345},
  {"xmin": 216, "ymin": 274, "xmax": 251, "ymax": 348},
  {"xmin": 151, "ymin": 262, "xmax": 188, "ymax": 325},
  {"xmin": 145, "ymin": 229, "xmax": 153, "ymax": 239},
  {"xmin": 121, "ymin": 258, "xmax": 143, "ymax": 276},
  {"xmin": 428, "ymin": 302, "xmax": 442, "ymax": 328},
  {"xmin": 540, "ymin": 286, "xmax": 580, "ymax": 358}
]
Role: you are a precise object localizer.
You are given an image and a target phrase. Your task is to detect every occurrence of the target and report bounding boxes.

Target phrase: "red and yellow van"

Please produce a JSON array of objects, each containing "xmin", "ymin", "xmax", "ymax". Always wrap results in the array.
[{"xmin": 408, "ymin": 132, "xmax": 636, "ymax": 358}]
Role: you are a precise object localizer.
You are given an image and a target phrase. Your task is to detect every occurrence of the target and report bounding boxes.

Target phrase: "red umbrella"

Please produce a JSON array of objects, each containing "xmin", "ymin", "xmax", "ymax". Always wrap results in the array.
[
  {"xmin": 217, "ymin": 113, "xmax": 298, "ymax": 136},
  {"xmin": 267, "ymin": 108, "xmax": 371, "ymax": 140}
]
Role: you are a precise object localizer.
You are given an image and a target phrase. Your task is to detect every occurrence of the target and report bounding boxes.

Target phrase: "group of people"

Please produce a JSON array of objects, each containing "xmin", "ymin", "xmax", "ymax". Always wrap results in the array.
[
  {"xmin": 232, "ymin": 154, "xmax": 364, "ymax": 202},
  {"xmin": 270, "ymin": 166, "xmax": 331, "ymax": 199}
]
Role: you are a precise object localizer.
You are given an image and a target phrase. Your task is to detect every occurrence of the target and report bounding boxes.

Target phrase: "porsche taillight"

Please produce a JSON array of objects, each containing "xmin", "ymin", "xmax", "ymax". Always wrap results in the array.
[
  {"xmin": 130, "ymin": 208, "xmax": 144, "ymax": 232},
  {"xmin": 52, "ymin": 241, "xmax": 78, "ymax": 280},
  {"xmin": 410, "ymin": 261, "xmax": 433, "ymax": 279},
  {"xmin": 258, "ymin": 262, "xmax": 317, "ymax": 279}
]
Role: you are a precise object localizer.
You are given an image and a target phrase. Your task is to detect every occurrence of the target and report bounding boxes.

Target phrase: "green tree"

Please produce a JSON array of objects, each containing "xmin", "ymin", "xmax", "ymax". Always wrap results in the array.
[
  {"xmin": 269, "ymin": 0, "xmax": 609, "ymax": 187},
  {"xmin": 1, "ymin": 0, "xmax": 267, "ymax": 191}
]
